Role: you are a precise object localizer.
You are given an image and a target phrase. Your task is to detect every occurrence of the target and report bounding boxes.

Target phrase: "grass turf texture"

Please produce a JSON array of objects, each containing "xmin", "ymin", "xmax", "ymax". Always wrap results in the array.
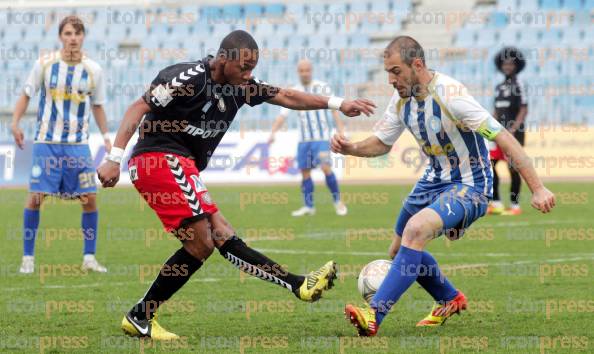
[{"xmin": 0, "ymin": 182, "xmax": 592, "ymax": 353}]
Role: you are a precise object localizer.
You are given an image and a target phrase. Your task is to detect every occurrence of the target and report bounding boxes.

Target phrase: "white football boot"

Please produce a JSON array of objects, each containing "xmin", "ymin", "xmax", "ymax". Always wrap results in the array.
[
  {"xmin": 334, "ymin": 201, "xmax": 348, "ymax": 216},
  {"xmin": 291, "ymin": 206, "xmax": 316, "ymax": 217},
  {"xmin": 82, "ymin": 254, "xmax": 108, "ymax": 273},
  {"xmin": 19, "ymin": 255, "xmax": 35, "ymax": 274}
]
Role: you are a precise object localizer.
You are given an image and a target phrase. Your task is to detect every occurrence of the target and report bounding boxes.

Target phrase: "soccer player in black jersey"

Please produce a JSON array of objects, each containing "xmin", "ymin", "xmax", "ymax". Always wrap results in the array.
[
  {"xmin": 97, "ymin": 30, "xmax": 376, "ymax": 339},
  {"xmin": 488, "ymin": 47, "xmax": 528, "ymax": 216}
]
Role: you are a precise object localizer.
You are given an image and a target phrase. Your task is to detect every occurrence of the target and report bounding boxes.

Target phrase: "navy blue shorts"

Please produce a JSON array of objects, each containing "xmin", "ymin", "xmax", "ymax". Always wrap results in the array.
[
  {"xmin": 395, "ymin": 182, "xmax": 488, "ymax": 240},
  {"xmin": 29, "ymin": 143, "xmax": 97, "ymax": 197}
]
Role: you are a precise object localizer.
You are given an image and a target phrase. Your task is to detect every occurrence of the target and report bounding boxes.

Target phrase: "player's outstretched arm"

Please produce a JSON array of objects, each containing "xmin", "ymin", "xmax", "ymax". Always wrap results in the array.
[
  {"xmin": 268, "ymin": 88, "xmax": 376, "ymax": 117},
  {"xmin": 268, "ymin": 114, "xmax": 286, "ymax": 144},
  {"xmin": 11, "ymin": 94, "xmax": 31, "ymax": 150},
  {"xmin": 494, "ymin": 129, "xmax": 555, "ymax": 213},
  {"xmin": 97, "ymin": 98, "xmax": 151, "ymax": 188},
  {"xmin": 330, "ymin": 134, "xmax": 391, "ymax": 157}
]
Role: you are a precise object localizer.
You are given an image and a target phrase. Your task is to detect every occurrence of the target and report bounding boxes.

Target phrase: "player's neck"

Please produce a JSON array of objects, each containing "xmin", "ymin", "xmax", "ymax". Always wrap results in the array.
[
  {"xmin": 413, "ymin": 70, "xmax": 434, "ymax": 101},
  {"xmin": 60, "ymin": 49, "xmax": 83, "ymax": 64}
]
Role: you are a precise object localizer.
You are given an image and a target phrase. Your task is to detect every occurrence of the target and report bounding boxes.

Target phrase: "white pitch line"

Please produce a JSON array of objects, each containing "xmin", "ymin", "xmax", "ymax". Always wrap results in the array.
[{"xmin": 3, "ymin": 255, "xmax": 592, "ymax": 292}]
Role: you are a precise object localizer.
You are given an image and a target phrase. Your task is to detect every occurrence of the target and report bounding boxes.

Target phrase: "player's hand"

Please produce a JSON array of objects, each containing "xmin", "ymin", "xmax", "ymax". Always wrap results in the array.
[
  {"xmin": 331, "ymin": 134, "xmax": 355, "ymax": 155},
  {"xmin": 97, "ymin": 161, "xmax": 120, "ymax": 188},
  {"xmin": 531, "ymin": 186, "xmax": 555, "ymax": 213},
  {"xmin": 267, "ymin": 134, "xmax": 275, "ymax": 144},
  {"xmin": 11, "ymin": 123, "xmax": 24, "ymax": 149},
  {"xmin": 339, "ymin": 99, "xmax": 376, "ymax": 117}
]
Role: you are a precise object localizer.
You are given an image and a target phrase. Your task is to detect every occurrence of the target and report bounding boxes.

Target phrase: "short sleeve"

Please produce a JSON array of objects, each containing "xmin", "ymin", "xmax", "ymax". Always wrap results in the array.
[
  {"xmin": 373, "ymin": 93, "xmax": 406, "ymax": 146},
  {"xmin": 242, "ymin": 77, "xmax": 280, "ymax": 107},
  {"xmin": 23, "ymin": 59, "xmax": 43, "ymax": 97},
  {"xmin": 90, "ymin": 66, "xmax": 106, "ymax": 105},
  {"xmin": 517, "ymin": 80, "xmax": 527, "ymax": 106},
  {"xmin": 443, "ymin": 86, "xmax": 504, "ymax": 141},
  {"xmin": 144, "ymin": 62, "xmax": 207, "ymax": 112}
]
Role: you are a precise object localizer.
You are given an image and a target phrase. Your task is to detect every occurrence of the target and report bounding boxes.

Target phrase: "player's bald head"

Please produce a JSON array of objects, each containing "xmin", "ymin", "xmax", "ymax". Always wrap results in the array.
[
  {"xmin": 297, "ymin": 59, "xmax": 312, "ymax": 71},
  {"xmin": 297, "ymin": 59, "xmax": 313, "ymax": 85},
  {"xmin": 385, "ymin": 36, "xmax": 425, "ymax": 67},
  {"xmin": 218, "ymin": 30, "xmax": 259, "ymax": 62}
]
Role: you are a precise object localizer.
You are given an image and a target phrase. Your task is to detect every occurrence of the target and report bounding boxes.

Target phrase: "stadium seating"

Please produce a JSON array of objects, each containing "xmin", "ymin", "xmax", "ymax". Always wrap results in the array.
[{"xmin": 0, "ymin": 0, "xmax": 590, "ymax": 132}]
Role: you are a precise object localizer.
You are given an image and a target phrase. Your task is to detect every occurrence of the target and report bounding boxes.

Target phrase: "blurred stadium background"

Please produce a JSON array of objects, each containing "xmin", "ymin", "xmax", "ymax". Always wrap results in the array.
[{"xmin": 0, "ymin": 0, "xmax": 592, "ymax": 186}]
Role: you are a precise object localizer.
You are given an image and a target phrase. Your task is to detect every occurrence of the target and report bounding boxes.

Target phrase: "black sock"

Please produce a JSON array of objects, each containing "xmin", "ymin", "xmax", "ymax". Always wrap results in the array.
[
  {"xmin": 491, "ymin": 159, "xmax": 500, "ymax": 201},
  {"xmin": 218, "ymin": 235, "xmax": 305, "ymax": 293},
  {"xmin": 130, "ymin": 247, "xmax": 202, "ymax": 320},
  {"xmin": 510, "ymin": 167, "xmax": 521, "ymax": 205}
]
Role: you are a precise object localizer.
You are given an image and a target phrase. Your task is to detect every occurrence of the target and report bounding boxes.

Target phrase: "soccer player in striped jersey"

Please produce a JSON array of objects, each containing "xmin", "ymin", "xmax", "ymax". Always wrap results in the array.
[
  {"xmin": 11, "ymin": 16, "xmax": 109, "ymax": 273},
  {"xmin": 332, "ymin": 36, "xmax": 555, "ymax": 336},
  {"xmin": 269, "ymin": 59, "xmax": 347, "ymax": 216}
]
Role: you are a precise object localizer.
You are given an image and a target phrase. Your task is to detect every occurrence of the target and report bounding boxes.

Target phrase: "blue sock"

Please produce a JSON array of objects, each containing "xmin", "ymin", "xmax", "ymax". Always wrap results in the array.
[
  {"xmin": 371, "ymin": 246, "xmax": 423, "ymax": 325},
  {"xmin": 416, "ymin": 251, "xmax": 458, "ymax": 302},
  {"xmin": 324, "ymin": 172, "xmax": 340, "ymax": 203},
  {"xmin": 301, "ymin": 178, "xmax": 314, "ymax": 208},
  {"xmin": 82, "ymin": 211, "xmax": 98, "ymax": 255},
  {"xmin": 23, "ymin": 209, "xmax": 40, "ymax": 256}
]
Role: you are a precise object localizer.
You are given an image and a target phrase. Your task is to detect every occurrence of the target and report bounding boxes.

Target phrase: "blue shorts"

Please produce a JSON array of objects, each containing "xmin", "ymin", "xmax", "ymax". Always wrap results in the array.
[
  {"xmin": 395, "ymin": 182, "xmax": 488, "ymax": 240},
  {"xmin": 29, "ymin": 143, "xmax": 97, "ymax": 197},
  {"xmin": 297, "ymin": 141, "xmax": 331, "ymax": 170}
]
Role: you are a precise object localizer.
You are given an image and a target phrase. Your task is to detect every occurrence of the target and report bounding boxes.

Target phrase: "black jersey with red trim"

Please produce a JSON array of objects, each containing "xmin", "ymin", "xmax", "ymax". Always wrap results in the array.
[
  {"xmin": 131, "ymin": 56, "xmax": 279, "ymax": 171},
  {"xmin": 494, "ymin": 75, "xmax": 527, "ymax": 130}
]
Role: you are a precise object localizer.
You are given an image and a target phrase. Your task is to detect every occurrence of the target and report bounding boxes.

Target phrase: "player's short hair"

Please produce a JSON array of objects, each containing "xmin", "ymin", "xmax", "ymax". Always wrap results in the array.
[
  {"xmin": 385, "ymin": 36, "xmax": 425, "ymax": 67},
  {"xmin": 217, "ymin": 30, "xmax": 259, "ymax": 61},
  {"xmin": 58, "ymin": 15, "xmax": 85, "ymax": 35}
]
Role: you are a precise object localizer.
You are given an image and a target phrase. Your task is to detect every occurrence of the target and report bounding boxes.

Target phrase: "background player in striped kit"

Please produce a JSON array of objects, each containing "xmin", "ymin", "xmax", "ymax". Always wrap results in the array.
[
  {"xmin": 268, "ymin": 59, "xmax": 348, "ymax": 216},
  {"xmin": 10, "ymin": 16, "xmax": 110, "ymax": 273}
]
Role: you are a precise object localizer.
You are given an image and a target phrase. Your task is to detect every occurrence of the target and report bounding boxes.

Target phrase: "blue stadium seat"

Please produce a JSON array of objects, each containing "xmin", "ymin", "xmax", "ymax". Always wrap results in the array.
[
  {"xmin": 264, "ymin": 4, "xmax": 285, "ymax": 17},
  {"xmin": 518, "ymin": 28, "xmax": 539, "ymax": 44},
  {"xmin": 497, "ymin": 0, "xmax": 517, "ymax": 11},
  {"xmin": 518, "ymin": 0, "xmax": 539, "ymax": 10},
  {"xmin": 540, "ymin": 28, "xmax": 562, "ymax": 43},
  {"xmin": 540, "ymin": 0, "xmax": 562, "ymax": 9},
  {"xmin": 476, "ymin": 29, "xmax": 498, "ymax": 47},
  {"xmin": 487, "ymin": 12, "xmax": 508, "ymax": 28},
  {"xmin": 453, "ymin": 30, "xmax": 475, "ymax": 46},
  {"xmin": 560, "ymin": 27, "xmax": 584, "ymax": 43},
  {"xmin": 244, "ymin": 4, "xmax": 263, "ymax": 18},
  {"xmin": 498, "ymin": 29, "xmax": 519, "ymax": 44},
  {"xmin": 562, "ymin": 0, "xmax": 583, "ymax": 9},
  {"xmin": 222, "ymin": 5, "xmax": 242, "ymax": 20}
]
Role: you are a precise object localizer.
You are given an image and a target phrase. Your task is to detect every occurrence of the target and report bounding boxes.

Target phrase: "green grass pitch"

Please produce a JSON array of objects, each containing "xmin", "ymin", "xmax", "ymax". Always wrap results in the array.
[{"xmin": 0, "ymin": 182, "xmax": 592, "ymax": 353}]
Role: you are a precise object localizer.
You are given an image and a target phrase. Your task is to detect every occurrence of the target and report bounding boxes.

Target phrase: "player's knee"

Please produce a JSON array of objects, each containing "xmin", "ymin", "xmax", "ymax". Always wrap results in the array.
[
  {"xmin": 26, "ymin": 193, "xmax": 44, "ymax": 209},
  {"xmin": 183, "ymin": 237, "xmax": 214, "ymax": 262},
  {"xmin": 81, "ymin": 194, "xmax": 97, "ymax": 211},
  {"xmin": 402, "ymin": 219, "xmax": 432, "ymax": 244}
]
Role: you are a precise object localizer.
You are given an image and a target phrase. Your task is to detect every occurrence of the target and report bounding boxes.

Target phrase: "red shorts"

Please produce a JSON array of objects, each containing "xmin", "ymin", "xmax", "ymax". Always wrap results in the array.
[
  {"xmin": 128, "ymin": 152, "xmax": 218, "ymax": 232},
  {"xmin": 489, "ymin": 144, "xmax": 506, "ymax": 161}
]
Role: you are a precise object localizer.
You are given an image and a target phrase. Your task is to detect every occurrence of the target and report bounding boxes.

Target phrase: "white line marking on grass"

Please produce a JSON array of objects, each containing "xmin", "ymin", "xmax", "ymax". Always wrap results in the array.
[{"xmin": 4, "ymin": 255, "xmax": 592, "ymax": 292}]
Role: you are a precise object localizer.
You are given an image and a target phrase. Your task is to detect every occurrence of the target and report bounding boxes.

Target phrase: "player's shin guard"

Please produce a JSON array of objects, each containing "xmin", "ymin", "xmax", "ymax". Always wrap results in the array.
[
  {"xmin": 416, "ymin": 251, "xmax": 458, "ymax": 302},
  {"xmin": 218, "ymin": 235, "xmax": 305, "ymax": 292},
  {"xmin": 82, "ymin": 211, "xmax": 98, "ymax": 255},
  {"xmin": 130, "ymin": 247, "xmax": 202, "ymax": 320},
  {"xmin": 23, "ymin": 208, "xmax": 40, "ymax": 256},
  {"xmin": 371, "ymin": 246, "xmax": 423, "ymax": 325}
]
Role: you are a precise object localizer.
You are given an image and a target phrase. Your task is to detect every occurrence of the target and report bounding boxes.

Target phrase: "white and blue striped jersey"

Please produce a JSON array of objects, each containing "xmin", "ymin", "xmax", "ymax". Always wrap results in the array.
[
  {"xmin": 374, "ymin": 72, "xmax": 504, "ymax": 197},
  {"xmin": 279, "ymin": 80, "xmax": 334, "ymax": 142},
  {"xmin": 23, "ymin": 51, "xmax": 106, "ymax": 144}
]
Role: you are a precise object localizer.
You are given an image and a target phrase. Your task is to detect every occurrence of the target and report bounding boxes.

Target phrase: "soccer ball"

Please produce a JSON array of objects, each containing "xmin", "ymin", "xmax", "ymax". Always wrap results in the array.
[{"xmin": 357, "ymin": 259, "xmax": 392, "ymax": 303}]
